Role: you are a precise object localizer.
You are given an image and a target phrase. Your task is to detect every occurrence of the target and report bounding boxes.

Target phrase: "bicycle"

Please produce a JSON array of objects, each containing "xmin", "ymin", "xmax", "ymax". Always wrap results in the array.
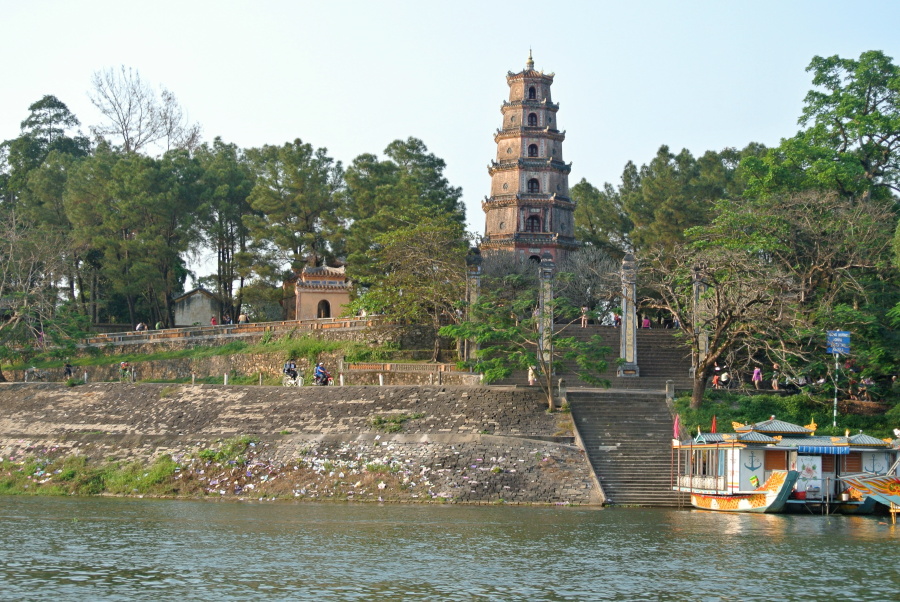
[
  {"xmin": 282, "ymin": 374, "xmax": 303, "ymax": 387},
  {"xmin": 24, "ymin": 367, "xmax": 49, "ymax": 382}
]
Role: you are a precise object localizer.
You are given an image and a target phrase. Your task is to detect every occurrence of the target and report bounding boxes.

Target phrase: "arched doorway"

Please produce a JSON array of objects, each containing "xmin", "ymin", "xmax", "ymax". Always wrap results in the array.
[{"xmin": 317, "ymin": 300, "xmax": 331, "ymax": 318}]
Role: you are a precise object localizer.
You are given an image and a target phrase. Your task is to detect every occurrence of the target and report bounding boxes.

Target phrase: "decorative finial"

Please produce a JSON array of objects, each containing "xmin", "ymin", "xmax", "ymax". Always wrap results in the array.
[{"xmin": 526, "ymin": 48, "xmax": 534, "ymax": 70}]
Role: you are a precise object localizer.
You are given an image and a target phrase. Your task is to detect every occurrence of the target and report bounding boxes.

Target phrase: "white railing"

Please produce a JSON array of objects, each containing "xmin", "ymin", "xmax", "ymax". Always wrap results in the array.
[
  {"xmin": 345, "ymin": 362, "xmax": 464, "ymax": 373},
  {"xmin": 84, "ymin": 317, "xmax": 379, "ymax": 345},
  {"xmin": 677, "ymin": 475, "xmax": 725, "ymax": 491}
]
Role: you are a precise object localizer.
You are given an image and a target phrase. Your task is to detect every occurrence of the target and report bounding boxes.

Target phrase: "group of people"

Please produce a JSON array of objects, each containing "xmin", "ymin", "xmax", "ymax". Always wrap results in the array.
[
  {"xmin": 576, "ymin": 307, "xmax": 625, "ymax": 328},
  {"xmin": 210, "ymin": 313, "xmax": 250, "ymax": 326},
  {"xmin": 134, "ymin": 321, "xmax": 165, "ymax": 331},
  {"xmin": 282, "ymin": 359, "xmax": 331, "ymax": 385},
  {"xmin": 576, "ymin": 307, "xmax": 680, "ymax": 329}
]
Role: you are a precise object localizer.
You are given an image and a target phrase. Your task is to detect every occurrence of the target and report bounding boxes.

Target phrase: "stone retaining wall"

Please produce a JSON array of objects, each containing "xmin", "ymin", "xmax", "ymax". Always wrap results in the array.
[{"xmin": 0, "ymin": 383, "xmax": 599, "ymax": 505}]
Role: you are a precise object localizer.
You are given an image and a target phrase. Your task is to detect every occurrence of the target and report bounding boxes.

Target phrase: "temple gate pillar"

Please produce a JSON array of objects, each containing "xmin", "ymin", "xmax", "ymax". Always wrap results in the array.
[{"xmin": 618, "ymin": 253, "xmax": 639, "ymax": 377}]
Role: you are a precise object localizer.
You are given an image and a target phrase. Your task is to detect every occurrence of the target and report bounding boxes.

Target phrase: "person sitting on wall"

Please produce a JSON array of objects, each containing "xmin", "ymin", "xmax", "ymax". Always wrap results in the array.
[{"xmin": 283, "ymin": 358, "xmax": 298, "ymax": 380}]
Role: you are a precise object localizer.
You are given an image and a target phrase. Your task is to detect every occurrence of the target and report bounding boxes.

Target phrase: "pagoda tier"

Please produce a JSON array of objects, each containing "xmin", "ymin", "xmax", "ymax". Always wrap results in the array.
[{"xmin": 480, "ymin": 52, "xmax": 578, "ymax": 263}]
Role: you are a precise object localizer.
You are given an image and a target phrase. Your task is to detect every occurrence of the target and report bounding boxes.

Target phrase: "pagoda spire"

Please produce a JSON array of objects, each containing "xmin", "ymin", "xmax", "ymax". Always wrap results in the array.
[{"xmin": 481, "ymin": 58, "xmax": 576, "ymax": 263}]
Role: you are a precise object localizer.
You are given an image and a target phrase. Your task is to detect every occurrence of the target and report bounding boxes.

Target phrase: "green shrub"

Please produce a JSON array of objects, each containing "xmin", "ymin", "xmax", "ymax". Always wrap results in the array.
[
  {"xmin": 675, "ymin": 391, "xmax": 896, "ymax": 439},
  {"xmin": 368, "ymin": 413, "xmax": 425, "ymax": 433},
  {"xmin": 196, "ymin": 435, "xmax": 258, "ymax": 465}
]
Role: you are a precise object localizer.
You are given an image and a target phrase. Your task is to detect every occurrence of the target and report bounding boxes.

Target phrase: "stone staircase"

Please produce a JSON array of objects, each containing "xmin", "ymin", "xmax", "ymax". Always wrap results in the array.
[
  {"xmin": 569, "ymin": 390, "xmax": 686, "ymax": 507},
  {"xmin": 496, "ymin": 325, "xmax": 694, "ymax": 390}
]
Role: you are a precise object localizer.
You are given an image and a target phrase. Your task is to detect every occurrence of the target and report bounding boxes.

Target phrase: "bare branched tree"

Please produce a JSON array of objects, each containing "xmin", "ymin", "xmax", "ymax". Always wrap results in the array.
[
  {"xmin": 639, "ymin": 190, "xmax": 896, "ymax": 408},
  {"xmin": 89, "ymin": 66, "xmax": 200, "ymax": 154},
  {"xmin": 640, "ymin": 244, "xmax": 802, "ymax": 408},
  {"xmin": 556, "ymin": 246, "xmax": 621, "ymax": 319},
  {"xmin": 0, "ymin": 212, "xmax": 68, "ymax": 381}
]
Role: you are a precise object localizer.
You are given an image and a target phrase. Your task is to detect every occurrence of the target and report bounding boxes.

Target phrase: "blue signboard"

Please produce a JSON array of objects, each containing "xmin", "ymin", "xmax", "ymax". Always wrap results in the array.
[{"xmin": 826, "ymin": 330, "xmax": 850, "ymax": 355}]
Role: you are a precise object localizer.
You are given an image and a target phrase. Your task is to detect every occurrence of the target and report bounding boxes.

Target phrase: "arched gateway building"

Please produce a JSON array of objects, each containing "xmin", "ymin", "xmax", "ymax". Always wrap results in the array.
[{"xmin": 480, "ymin": 52, "xmax": 577, "ymax": 263}]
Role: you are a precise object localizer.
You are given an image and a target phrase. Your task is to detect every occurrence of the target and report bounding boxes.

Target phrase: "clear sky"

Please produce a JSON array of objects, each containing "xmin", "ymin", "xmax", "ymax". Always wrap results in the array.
[{"xmin": 5, "ymin": 0, "xmax": 900, "ymax": 240}]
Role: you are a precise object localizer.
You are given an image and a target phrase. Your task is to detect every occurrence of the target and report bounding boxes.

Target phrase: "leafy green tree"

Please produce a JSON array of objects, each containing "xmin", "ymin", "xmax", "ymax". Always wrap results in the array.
[
  {"xmin": 354, "ymin": 215, "xmax": 468, "ymax": 361},
  {"xmin": 744, "ymin": 50, "xmax": 900, "ymax": 201},
  {"xmin": 617, "ymin": 145, "xmax": 760, "ymax": 253},
  {"xmin": 342, "ymin": 138, "xmax": 464, "ymax": 286},
  {"xmin": 65, "ymin": 146, "xmax": 201, "ymax": 325},
  {"xmin": 0, "ymin": 95, "xmax": 89, "ymax": 205},
  {"xmin": 441, "ymin": 288, "xmax": 610, "ymax": 411},
  {"xmin": 643, "ymin": 189, "xmax": 897, "ymax": 409},
  {"xmin": 242, "ymin": 140, "xmax": 343, "ymax": 284},
  {"xmin": 194, "ymin": 138, "xmax": 256, "ymax": 319},
  {"xmin": 571, "ymin": 178, "xmax": 632, "ymax": 257}
]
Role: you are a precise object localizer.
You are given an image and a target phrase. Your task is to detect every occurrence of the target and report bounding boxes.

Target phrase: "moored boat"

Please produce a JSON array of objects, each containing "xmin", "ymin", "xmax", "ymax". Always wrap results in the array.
[
  {"xmin": 840, "ymin": 461, "xmax": 900, "ymax": 522},
  {"xmin": 673, "ymin": 417, "xmax": 899, "ymax": 514},
  {"xmin": 683, "ymin": 469, "xmax": 798, "ymax": 513}
]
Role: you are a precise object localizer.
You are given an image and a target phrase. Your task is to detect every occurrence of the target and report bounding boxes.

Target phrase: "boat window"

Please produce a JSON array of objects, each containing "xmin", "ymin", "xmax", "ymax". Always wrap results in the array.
[
  {"xmin": 844, "ymin": 452, "xmax": 862, "ymax": 472},
  {"xmin": 821, "ymin": 455, "xmax": 835, "ymax": 472},
  {"xmin": 764, "ymin": 450, "xmax": 787, "ymax": 470}
]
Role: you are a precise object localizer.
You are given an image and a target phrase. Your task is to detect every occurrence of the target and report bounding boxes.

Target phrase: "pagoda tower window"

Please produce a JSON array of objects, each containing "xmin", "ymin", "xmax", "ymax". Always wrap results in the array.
[
  {"xmin": 528, "ymin": 86, "xmax": 536, "ymax": 99},
  {"xmin": 528, "ymin": 113, "xmax": 538, "ymax": 126},
  {"xmin": 527, "ymin": 178, "xmax": 540, "ymax": 193},
  {"xmin": 528, "ymin": 144, "xmax": 538, "ymax": 157},
  {"xmin": 525, "ymin": 215, "xmax": 541, "ymax": 232}
]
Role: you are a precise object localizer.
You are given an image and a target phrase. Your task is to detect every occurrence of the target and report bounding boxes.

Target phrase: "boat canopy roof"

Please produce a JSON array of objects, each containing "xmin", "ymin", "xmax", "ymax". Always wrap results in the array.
[
  {"xmin": 733, "ymin": 418, "xmax": 814, "ymax": 436},
  {"xmin": 678, "ymin": 419, "xmax": 893, "ymax": 451}
]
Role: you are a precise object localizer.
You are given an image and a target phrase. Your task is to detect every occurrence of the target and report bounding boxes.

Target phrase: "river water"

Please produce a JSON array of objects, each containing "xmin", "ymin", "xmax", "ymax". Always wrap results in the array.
[{"xmin": 0, "ymin": 497, "xmax": 897, "ymax": 601}]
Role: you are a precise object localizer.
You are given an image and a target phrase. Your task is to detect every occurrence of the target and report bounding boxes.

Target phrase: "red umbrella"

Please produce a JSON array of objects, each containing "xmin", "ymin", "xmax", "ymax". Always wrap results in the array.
[{"xmin": 711, "ymin": 415, "xmax": 717, "ymax": 434}]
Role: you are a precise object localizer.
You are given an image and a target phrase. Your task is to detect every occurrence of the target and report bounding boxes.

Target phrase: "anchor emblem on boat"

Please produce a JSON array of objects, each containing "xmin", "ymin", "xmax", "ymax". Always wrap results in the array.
[
  {"xmin": 744, "ymin": 451, "xmax": 762, "ymax": 471},
  {"xmin": 864, "ymin": 457, "xmax": 884, "ymax": 474}
]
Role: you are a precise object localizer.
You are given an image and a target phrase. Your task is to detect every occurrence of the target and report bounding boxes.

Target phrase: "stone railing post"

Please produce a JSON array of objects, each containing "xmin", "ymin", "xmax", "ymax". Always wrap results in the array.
[{"xmin": 618, "ymin": 253, "xmax": 640, "ymax": 377}]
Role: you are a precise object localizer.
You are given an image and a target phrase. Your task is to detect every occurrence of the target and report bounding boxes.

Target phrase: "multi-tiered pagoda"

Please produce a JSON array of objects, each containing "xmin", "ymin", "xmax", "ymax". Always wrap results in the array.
[{"xmin": 480, "ymin": 51, "xmax": 577, "ymax": 263}]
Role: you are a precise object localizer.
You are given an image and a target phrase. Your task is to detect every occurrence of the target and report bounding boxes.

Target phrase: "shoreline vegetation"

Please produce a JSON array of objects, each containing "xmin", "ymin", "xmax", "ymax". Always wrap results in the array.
[
  {"xmin": 0, "ymin": 434, "xmax": 570, "ymax": 505},
  {"xmin": 674, "ymin": 391, "xmax": 899, "ymax": 439}
]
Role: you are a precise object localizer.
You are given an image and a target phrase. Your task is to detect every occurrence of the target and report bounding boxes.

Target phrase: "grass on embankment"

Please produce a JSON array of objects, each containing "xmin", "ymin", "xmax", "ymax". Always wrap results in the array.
[
  {"xmin": 0, "ymin": 433, "xmax": 461, "ymax": 503},
  {"xmin": 675, "ymin": 391, "xmax": 900, "ymax": 439},
  {"xmin": 4, "ymin": 331, "xmax": 406, "ymax": 380},
  {"xmin": 1, "ymin": 436, "xmax": 257, "ymax": 498}
]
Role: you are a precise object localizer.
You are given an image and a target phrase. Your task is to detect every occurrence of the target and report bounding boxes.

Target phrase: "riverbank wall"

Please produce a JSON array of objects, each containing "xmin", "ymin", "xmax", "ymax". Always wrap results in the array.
[{"xmin": 0, "ymin": 383, "xmax": 601, "ymax": 505}]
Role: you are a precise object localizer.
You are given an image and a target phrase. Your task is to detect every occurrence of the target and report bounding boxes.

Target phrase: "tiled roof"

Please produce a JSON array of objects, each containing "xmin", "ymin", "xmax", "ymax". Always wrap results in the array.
[
  {"xmin": 848, "ymin": 433, "xmax": 891, "ymax": 447},
  {"xmin": 735, "ymin": 418, "xmax": 813, "ymax": 435}
]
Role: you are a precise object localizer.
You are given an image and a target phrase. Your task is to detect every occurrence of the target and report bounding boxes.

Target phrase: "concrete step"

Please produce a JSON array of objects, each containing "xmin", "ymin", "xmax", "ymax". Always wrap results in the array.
[{"xmin": 571, "ymin": 392, "xmax": 680, "ymax": 507}]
